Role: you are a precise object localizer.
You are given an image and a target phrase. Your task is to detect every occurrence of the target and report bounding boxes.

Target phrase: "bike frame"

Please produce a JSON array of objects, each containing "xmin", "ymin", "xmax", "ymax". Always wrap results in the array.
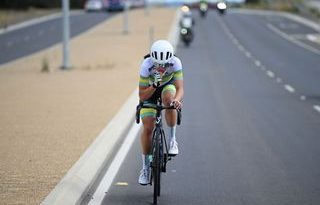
[{"xmin": 136, "ymin": 99, "xmax": 181, "ymax": 205}]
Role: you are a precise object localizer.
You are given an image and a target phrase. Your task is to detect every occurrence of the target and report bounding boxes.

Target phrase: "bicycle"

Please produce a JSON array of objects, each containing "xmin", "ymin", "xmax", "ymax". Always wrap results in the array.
[{"xmin": 136, "ymin": 98, "xmax": 181, "ymax": 205}]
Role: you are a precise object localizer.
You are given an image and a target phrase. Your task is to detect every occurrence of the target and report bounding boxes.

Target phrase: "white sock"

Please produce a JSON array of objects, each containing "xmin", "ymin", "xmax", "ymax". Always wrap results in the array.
[
  {"xmin": 142, "ymin": 154, "xmax": 150, "ymax": 170},
  {"xmin": 169, "ymin": 126, "xmax": 176, "ymax": 142}
]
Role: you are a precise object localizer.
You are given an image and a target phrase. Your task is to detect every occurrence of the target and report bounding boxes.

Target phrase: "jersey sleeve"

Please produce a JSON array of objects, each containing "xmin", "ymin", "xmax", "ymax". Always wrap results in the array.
[
  {"xmin": 173, "ymin": 57, "xmax": 183, "ymax": 81},
  {"xmin": 139, "ymin": 59, "xmax": 151, "ymax": 87}
]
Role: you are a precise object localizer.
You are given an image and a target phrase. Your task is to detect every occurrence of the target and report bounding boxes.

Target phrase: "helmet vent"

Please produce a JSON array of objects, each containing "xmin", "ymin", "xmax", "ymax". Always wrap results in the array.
[
  {"xmin": 160, "ymin": 52, "xmax": 163, "ymax": 60},
  {"xmin": 166, "ymin": 52, "xmax": 170, "ymax": 60},
  {"xmin": 154, "ymin": 51, "xmax": 158, "ymax": 60}
]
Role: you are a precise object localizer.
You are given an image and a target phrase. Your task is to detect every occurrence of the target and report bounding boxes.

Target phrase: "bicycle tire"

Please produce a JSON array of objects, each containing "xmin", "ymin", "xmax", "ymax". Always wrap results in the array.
[{"xmin": 153, "ymin": 129, "xmax": 161, "ymax": 204}]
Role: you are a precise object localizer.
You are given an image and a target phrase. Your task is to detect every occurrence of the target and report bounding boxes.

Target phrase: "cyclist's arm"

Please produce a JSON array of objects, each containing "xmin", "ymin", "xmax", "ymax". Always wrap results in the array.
[
  {"xmin": 172, "ymin": 69, "xmax": 184, "ymax": 102},
  {"xmin": 174, "ymin": 79, "xmax": 184, "ymax": 102},
  {"xmin": 139, "ymin": 85, "xmax": 156, "ymax": 101}
]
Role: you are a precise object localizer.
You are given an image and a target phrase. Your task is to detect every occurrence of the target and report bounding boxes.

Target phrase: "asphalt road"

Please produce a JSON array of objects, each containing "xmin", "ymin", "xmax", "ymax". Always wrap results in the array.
[
  {"xmin": 86, "ymin": 9, "xmax": 320, "ymax": 205},
  {"xmin": 0, "ymin": 12, "xmax": 112, "ymax": 66}
]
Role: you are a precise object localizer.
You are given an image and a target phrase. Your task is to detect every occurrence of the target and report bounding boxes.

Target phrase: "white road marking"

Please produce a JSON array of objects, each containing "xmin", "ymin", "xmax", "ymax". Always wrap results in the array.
[
  {"xmin": 266, "ymin": 70, "xmax": 275, "ymax": 78},
  {"xmin": 284, "ymin": 84, "xmax": 295, "ymax": 93},
  {"xmin": 314, "ymin": 105, "xmax": 320, "ymax": 113},
  {"xmin": 233, "ymin": 39, "xmax": 239, "ymax": 45},
  {"xmin": 279, "ymin": 22, "xmax": 298, "ymax": 29},
  {"xmin": 291, "ymin": 34, "xmax": 308, "ymax": 39},
  {"xmin": 88, "ymin": 123, "xmax": 141, "ymax": 205},
  {"xmin": 267, "ymin": 23, "xmax": 320, "ymax": 55},
  {"xmin": 238, "ymin": 45, "xmax": 245, "ymax": 51},
  {"xmin": 300, "ymin": 95, "xmax": 306, "ymax": 100},
  {"xmin": 245, "ymin": 51, "xmax": 251, "ymax": 58},
  {"xmin": 306, "ymin": 34, "xmax": 318, "ymax": 42},
  {"xmin": 254, "ymin": 60, "xmax": 261, "ymax": 67}
]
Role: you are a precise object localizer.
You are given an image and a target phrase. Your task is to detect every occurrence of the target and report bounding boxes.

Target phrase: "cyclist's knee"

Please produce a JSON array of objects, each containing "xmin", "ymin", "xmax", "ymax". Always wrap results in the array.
[
  {"xmin": 162, "ymin": 92, "xmax": 175, "ymax": 106},
  {"xmin": 162, "ymin": 85, "xmax": 176, "ymax": 106},
  {"xmin": 142, "ymin": 117, "xmax": 154, "ymax": 134}
]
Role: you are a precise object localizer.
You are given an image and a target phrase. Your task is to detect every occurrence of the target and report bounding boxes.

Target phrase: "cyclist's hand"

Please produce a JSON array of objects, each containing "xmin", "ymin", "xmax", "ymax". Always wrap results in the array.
[
  {"xmin": 171, "ymin": 100, "xmax": 182, "ymax": 110},
  {"xmin": 153, "ymin": 72, "xmax": 162, "ymax": 88}
]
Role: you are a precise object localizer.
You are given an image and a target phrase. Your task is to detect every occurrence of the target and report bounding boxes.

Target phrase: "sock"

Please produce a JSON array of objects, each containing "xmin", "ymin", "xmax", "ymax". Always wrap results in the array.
[
  {"xmin": 169, "ymin": 126, "xmax": 176, "ymax": 142},
  {"xmin": 142, "ymin": 154, "xmax": 150, "ymax": 170}
]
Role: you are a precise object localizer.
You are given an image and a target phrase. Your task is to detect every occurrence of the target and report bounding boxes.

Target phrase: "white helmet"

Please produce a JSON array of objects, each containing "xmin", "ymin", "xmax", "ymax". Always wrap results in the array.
[{"xmin": 150, "ymin": 40, "xmax": 174, "ymax": 65}]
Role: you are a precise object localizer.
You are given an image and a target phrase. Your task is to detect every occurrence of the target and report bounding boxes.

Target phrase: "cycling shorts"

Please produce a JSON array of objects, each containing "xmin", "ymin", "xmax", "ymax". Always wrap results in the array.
[{"xmin": 140, "ymin": 83, "xmax": 176, "ymax": 119}]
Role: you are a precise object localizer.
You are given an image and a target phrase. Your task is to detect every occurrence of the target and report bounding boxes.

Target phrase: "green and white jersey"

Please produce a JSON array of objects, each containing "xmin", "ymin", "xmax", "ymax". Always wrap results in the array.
[{"xmin": 139, "ymin": 56, "xmax": 183, "ymax": 87}]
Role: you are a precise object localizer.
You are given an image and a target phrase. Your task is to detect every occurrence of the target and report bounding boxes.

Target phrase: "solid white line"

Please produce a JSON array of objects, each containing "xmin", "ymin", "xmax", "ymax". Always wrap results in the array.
[
  {"xmin": 284, "ymin": 84, "xmax": 295, "ymax": 93},
  {"xmin": 267, "ymin": 23, "xmax": 320, "ymax": 55},
  {"xmin": 266, "ymin": 70, "xmax": 275, "ymax": 78},
  {"xmin": 313, "ymin": 105, "xmax": 320, "ymax": 113},
  {"xmin": 88, "ymin": 122, "xmax": 141, "ymax": 205},
  {"xmin": 245, "ymin": 51, "xmax": 251, "ymax": 58},
  {"xmin": 232, "ymin": 39, "xmax": 239, "ymax": 45}
]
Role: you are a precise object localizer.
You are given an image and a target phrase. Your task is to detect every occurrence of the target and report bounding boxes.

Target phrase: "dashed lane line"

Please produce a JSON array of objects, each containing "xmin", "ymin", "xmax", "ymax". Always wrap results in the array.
[
  {"xmin": 266, "ymin": 70, "xmax": 275, "ymax": 78},
  {"xmin": 284, "ymin": 84, "xmax": 295, "ymax": 93},
  {"xmin": 313, "ymin": 105, "xmax": 320, "ymax": 113}
]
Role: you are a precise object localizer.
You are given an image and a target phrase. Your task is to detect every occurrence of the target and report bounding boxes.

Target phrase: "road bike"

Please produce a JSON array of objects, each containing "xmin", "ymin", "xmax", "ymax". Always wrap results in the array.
[{"xmin": 136, "ymin": 99, "xmax": 181, "ymax": 205}]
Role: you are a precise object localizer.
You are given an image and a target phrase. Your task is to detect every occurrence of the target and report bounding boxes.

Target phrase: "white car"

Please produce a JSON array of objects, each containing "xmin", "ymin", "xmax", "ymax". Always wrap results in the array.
[{"xmin": 85, "ymin": 0, "xmax": 104, "ymax": 12}]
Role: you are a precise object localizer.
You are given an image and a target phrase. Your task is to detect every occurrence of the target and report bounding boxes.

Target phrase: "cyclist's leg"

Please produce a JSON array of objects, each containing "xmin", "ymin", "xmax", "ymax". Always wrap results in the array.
[
  {"xmin": 139, "ymin": 108, "xmax": 156, "ymax": 185},
  {"xmin": 162, "ymin": 84, "xmax": 177, "ymax": 127},
  {"xmin": 162, "ymin": 84, "xmax": 179, "ymax": 155},
  {"xmin": 140, "ymin": 112, "xmax": 155, "ymax": 155}
]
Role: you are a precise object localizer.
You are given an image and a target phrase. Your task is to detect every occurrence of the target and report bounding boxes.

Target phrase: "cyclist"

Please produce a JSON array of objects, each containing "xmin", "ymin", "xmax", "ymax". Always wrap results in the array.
[{"xmin": 138, "ymin": 40, "xmax": 184, "ymax": 185}]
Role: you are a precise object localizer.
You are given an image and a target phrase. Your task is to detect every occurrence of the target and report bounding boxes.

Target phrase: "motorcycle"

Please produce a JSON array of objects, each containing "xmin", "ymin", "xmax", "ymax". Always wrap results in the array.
[
  {"xmin": 199, "ymin": 2, "xmax": 208, "ymax": 18},
  {"xmin": 180, "ymin": 27, "xmax": 194, "ymax": 47},
  {"xmin": 217, "ymin": 2, "xmax": 227, "ymax": 15}
]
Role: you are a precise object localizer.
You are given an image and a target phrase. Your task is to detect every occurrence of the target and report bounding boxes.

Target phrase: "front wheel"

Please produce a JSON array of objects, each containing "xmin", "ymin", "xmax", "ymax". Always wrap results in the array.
[{"xmin": 153, "ymin": 129, "xmax": 161, "ymax": 204}]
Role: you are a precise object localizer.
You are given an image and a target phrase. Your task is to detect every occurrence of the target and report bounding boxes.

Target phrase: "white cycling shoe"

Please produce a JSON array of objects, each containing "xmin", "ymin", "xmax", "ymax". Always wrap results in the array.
[
  {"xmin": 168, "ymin": 140, "xmax": 179, "ymax": 156},
  {"xmin": 138, "ymin": 168, "xmax": 150, "ymax": 185}
]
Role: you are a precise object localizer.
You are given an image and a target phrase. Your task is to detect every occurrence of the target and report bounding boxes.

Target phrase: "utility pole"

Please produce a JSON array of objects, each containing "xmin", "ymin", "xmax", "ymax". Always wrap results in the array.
[
  {"xmin": 62, "ymin": 0, "xmax": 71, "ymax": 69},
  {"xmin": 123, "ymin": 0, "xmax": 130, "ymax": 34}
]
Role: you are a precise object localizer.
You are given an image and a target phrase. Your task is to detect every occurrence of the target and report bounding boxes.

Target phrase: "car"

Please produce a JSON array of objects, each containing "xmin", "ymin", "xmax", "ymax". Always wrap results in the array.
[
  {"xmin": 105, "ymin": 0, "xmax": 125, "ymax": 12},
  {"xmin": 84, "ymin": 0, "xmax": 104, "ymax": 12}
]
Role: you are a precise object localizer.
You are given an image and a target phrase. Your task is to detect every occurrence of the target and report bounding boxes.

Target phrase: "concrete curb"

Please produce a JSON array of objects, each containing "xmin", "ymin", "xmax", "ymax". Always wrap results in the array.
[
  {"xmin": 41, "ymin": 8, "xmax": 181, "ymax": 205},
  {"xmin": 0, "ymin": 10, "xmax": 83, "ymax": 35},
  {"xmin": 41, "ymin": 89, "xmax": 139, "ymax": 205}
]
